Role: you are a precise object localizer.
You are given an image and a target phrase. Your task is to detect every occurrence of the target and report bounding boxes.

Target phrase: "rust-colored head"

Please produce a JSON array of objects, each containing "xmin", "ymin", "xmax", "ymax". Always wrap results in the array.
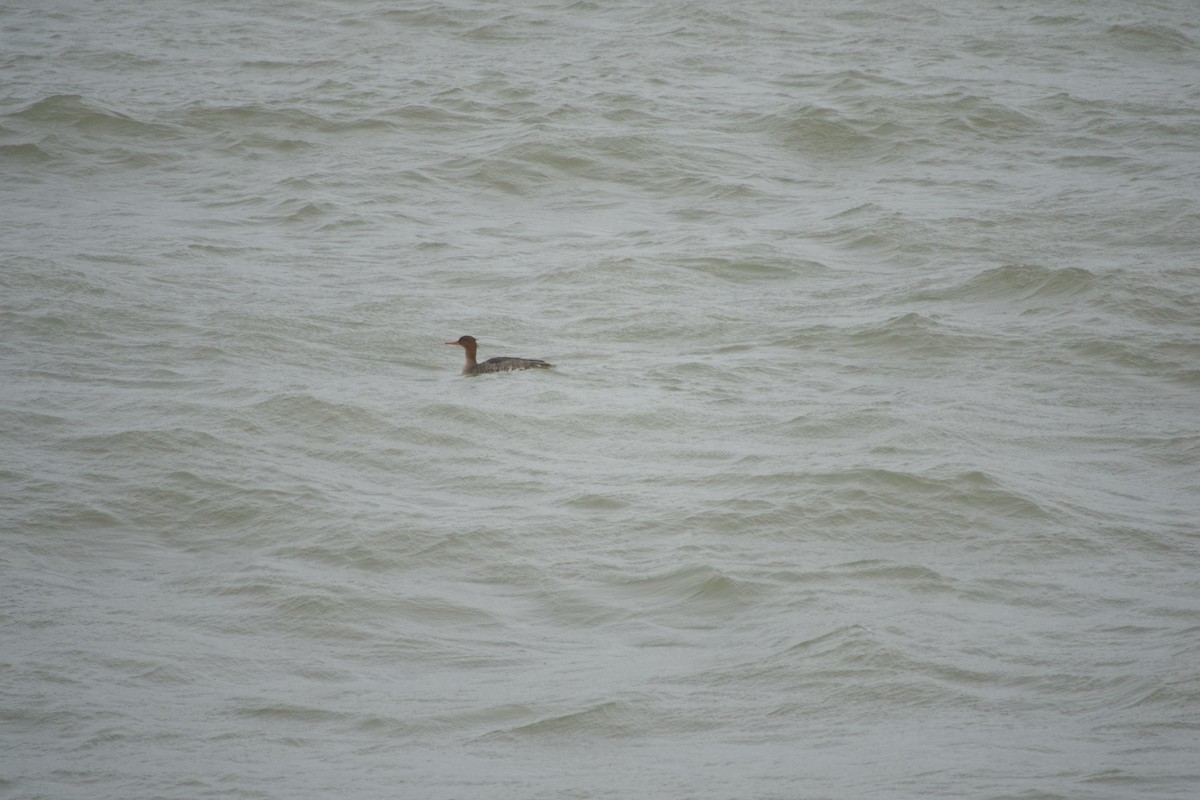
[{"xmin": 445, "ymin": 335, "xmax": 477, "ymax": 347}]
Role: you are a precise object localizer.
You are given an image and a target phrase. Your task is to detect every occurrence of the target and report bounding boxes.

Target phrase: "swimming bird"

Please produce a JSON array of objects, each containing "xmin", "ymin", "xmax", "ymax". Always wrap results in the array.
[{"xmin": 445, "ymin": 335, "xmax": 552, "ymax": 376}]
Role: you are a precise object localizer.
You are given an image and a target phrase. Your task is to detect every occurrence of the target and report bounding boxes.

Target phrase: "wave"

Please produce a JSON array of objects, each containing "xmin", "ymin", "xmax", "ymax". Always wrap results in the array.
[
  {"xmin": 1105, "ymin": 23, "xmax": 1194, "ymax": 53},
  {"xmin": 603, "ymin": 563, "xmax": 758, "ymax": 616},
  {"xmin": 0, "ymin": 141, "xmax": 54, "ymax": 163},
  {"xmin": 67, "ymin": 427, "xmax": 229, "ymax": 456},
  {"xmin": 930, "ymin": 92, "xmax": 1040, "ymax": 140},
  {"xmin": 247, "ymin": 392, "xmax": 394, "ymax": 440},
  {"xmin": 1, "ymin": 94, "xmax": 190, "ymax": 173},
  {"xmin": 691, "ymin": 624, "xmax": 990, "ymax": 720},
  {"xmin": 670, "ymin": 251, "xmax": 830, "ymax": 282},
  {"xmin": 810, "ymin": 467, "xmax": 1054, "ymax": 519},
  {"xmin": 847, "ymin": 311, "xmax": 983, "ymax": 357},
  {"xmin": 6, "ymin": 94, "xmax": 178, "ymax": 138},
  {"xmin": 748, "ymin": 103, "xmax": 919, "ymax": 162},
  {"xmin": 683, "ymin": 466, "xmax": 1063, "ymax": 547},
  {"xmin": 916, "ymin": 264, "xmax": 1097, "ymax": 304},
  {"xmin": 477, "ymin": 697, "xmax": 650, "ymax": 741},
  {"xmin": 179, "ymin": 102, "xmax": 393, "ymax": 139}
]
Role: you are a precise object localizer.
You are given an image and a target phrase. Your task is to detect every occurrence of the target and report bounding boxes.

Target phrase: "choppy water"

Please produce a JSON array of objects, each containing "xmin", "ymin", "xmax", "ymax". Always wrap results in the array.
[{"xmin": 3, "ymin": 1, "xmax": 1199, "ymax": 798}]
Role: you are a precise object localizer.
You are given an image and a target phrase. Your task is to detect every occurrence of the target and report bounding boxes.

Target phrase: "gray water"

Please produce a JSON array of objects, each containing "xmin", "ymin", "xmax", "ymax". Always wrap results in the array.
[{"xmin": 3, "ymin": 1, "xmax": 1199, "ymax": 798}]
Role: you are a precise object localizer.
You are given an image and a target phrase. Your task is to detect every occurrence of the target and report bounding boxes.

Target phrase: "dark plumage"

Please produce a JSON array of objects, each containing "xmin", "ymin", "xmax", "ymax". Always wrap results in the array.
[{"xmin": 445, "ymin": 335, "xmax": 552, "ymax": 376}]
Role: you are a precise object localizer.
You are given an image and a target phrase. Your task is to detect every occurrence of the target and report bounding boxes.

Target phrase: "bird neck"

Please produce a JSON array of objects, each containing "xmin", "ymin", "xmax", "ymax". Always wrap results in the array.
[{"xmin": 461, "ymin": 341, "xmax": 478, "ymax": 369}]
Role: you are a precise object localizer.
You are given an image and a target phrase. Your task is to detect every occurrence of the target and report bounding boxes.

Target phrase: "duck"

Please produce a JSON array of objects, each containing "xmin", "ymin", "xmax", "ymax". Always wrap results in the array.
[{"xmin": 445, "ymin": 335, "xmax": 553, "ymax": 376}]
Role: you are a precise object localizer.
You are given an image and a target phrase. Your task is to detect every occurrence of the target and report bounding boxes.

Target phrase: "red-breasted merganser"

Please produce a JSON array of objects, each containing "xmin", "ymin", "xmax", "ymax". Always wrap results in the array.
[{"xmin": 446, "ymin": 335, "xmax": 552, "ymax": 376}]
